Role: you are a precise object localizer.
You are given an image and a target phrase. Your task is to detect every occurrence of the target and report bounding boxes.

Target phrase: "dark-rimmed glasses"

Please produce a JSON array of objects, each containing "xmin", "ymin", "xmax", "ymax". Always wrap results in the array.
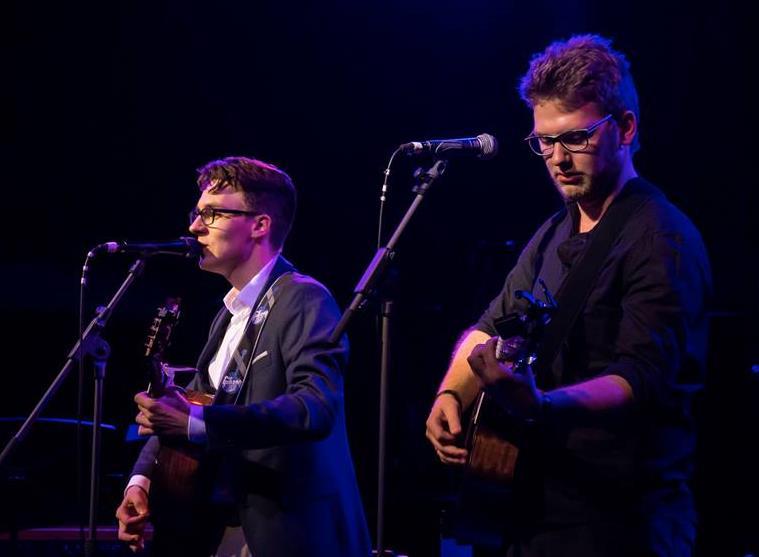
[
  {"xmin": 189, "ymin": 206, "xmax": 259, "ymax": 226},
  {"xmin": 524, "ymin": 114, "xmax": 613, "ymax": 156}
]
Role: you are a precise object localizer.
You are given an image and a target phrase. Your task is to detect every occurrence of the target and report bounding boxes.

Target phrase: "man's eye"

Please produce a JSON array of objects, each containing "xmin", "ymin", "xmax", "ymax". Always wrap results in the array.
[
  {"xmin": 538, "ymin": 136, "xmax": 556, "ymax": 147},
  {"xmin": 560, "ymin": 131, "xmax": 588, "ymax": 146}
]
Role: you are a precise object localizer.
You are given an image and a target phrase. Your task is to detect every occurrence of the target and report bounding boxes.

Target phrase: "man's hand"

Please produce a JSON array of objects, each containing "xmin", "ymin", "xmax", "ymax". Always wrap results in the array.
[
  {"xmin": 116, "ymin": 486, "xmax": 150, "ymax": 552},
  {"xmin": 135, "ymin": 388, "xmax": 191, "ymax": 437},
  {"xmin": 467, "ymin": 336, "xmax": 543, "ymax": 420},
  {"xmin": 425, "ymin": 392, "xmax": 468, "ymax": 465}
]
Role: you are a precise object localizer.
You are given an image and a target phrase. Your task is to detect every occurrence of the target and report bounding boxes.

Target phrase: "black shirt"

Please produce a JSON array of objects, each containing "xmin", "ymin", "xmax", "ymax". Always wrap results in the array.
[{"xmin": 476, "ymin": 178, "xmax": 711, "ymax": 551}]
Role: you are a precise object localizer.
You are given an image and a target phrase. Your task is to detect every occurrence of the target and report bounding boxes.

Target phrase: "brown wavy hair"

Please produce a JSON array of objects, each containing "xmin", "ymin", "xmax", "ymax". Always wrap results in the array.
[
  {"xmin": 197, "ymin": 156, "xmax": 297, "ymax": 249},
  {"xmin": 519, "ymin": 34, "xmax": 640, "ymax": 153}
]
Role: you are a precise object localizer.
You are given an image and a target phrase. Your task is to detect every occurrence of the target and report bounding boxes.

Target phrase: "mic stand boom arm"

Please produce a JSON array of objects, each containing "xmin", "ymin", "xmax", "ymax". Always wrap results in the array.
[
  {"xmin": 329, "ymin": 159, "xmax": 447, "ymax": 344},
  {"xmin": 0, "ymin": 258, "xmax": 147, "ymax": 555}
]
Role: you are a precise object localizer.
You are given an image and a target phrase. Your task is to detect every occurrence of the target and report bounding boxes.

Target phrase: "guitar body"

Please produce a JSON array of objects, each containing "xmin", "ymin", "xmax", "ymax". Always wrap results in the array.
[
  {"xmin": 141, "ymin": 300, "xmax": 219, "ymax": 537},
  {"xmin": 150, "ymin": 391, "xmax": 213, "ymax": 531},
  {"xmin": 453, "ymin": 301, "xmax": 554, "ymax": 548},
  {"xmin": 454, "ymin": 391, "xmax": 532, "ymax": 548}
]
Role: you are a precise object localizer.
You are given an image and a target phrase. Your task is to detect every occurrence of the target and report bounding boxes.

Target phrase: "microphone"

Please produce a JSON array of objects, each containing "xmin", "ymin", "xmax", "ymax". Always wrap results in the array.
[
  {"xmin": 87, "ymin": 236, "xmax": 202, "ymax": 258},
  {"xmin": 399, "ymin": 133, "xmax": 498, "ymax": 159}
]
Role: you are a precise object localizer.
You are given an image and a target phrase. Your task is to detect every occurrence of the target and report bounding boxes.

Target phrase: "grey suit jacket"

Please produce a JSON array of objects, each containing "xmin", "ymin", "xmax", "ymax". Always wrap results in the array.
[{"xmin": 133, "ymin": 256, "xmax": 370, "ymax": 557}]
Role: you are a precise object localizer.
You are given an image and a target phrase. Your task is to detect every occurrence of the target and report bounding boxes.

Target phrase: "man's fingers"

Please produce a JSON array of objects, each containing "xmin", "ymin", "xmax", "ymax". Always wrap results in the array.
[
  {"xmin": 134, "ymin": 391, "xmax": 151, "ymax": 405},
  {"xmin": 426, "ymin": 405, "xmax": 460, "ymax": 443},
  {"xmin": 467, "ymin": 344, "xmax": 485, "ymax": 364},
  {"xmin": 136, "ymin": 414, "xmax": 155, "ymax": 434},
  {"xmin": 115, "ymin": 502, "xmax": 129, "ymax": 523},
  {"xmin": 481, "ymin": 336, "xmax": 500, "ymax": 364},
  {"xmin": 124, "ymin": 532, "xmax": 145, "ymax": 553},
  {"xmin": 117, "ymin": 490, "xmax": 149, "ymax": 552},
  {"xmin": 130, "ymin": 494, "xmax": 148, "ymax": 515},
  {"xmin": 123, "ymin": 513, "xmax": 149, "ymax": 525},
  {"xmin": 436, "ymin": 445, "xmax": 468, "ymax": 465},
  {"xmin": 117, "ymin": 519, "xmax": 144, "ymax": 540},
  {"xmin": 426, "ymin": 424, "xmax": 467, "ymax": 461},
  {"xmin": 137, "ymin": 425, "xmax": 154, "ymax": 436},
  {"xmin": 425, "ymin": 417, "xmax": 459, "ymax": 450},
  {"xmin": 426, "ymin": 426, "xmax": 467, "ymax": 458},
  {"xmin": 425, "ymin": 426, "xmax": 455, "ymax": 452},
  {"xmin": 437, "ymin": 444, "xmax": 468, "ymax": 458},
  {"xmin": 442, "ymin": 405, "xmax": 462, "ymax": 436}
]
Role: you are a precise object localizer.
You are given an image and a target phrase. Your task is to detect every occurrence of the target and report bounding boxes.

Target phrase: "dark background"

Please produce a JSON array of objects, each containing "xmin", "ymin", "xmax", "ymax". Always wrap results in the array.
[{"xmin": 5, "ymin": 1, "xmax": 758, "ymax": 555}]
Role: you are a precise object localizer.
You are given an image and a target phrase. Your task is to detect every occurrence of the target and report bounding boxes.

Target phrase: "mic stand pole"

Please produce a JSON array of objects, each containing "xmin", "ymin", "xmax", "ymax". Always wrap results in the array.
[
  {"xmin": 330, "ymin": 159, "xmax": 448, "ymax": 557},
  {"xmin": 85, "ymin": 333, "xmax": 111, "ymax": 557},
  {"xmin": 0, "ymin": 259, "xmax": 147, "ymax": 557}
]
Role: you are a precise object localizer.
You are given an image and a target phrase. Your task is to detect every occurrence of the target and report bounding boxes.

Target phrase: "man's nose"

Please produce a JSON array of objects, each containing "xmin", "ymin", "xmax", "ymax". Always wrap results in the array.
[
  {"xmin": 548, "ymin": 142, "xmax": 572, "ymax": 168},
  {"xmin": 189, "ymin": 216, "xmax": 206, "ymax": 234}
]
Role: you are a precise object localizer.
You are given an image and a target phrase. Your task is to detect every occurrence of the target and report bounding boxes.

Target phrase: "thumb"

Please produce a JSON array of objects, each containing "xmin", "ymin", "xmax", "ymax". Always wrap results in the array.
[
  {"xmin": 133, "ymin": 498, "xmax": 148, "ymax": 515},
  {"xmin": 443, "ymin": 404, "xmax": 463, "ymax": 436},
  {"xmin": 127, "ymin": 488, "xmax": 149, "ymax": 514}
]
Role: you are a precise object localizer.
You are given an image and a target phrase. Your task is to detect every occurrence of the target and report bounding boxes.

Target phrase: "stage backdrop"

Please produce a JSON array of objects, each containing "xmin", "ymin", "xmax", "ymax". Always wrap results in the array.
[{"xmin": 7, "ymin": 1, "xmax": 757, "ymax": 555}]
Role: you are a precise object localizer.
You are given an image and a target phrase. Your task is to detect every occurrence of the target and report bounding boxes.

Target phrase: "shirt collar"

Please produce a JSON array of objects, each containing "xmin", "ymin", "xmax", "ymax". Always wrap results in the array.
[{"xmin": 223, "ymin": 255, "xmax": 280, "ymax": 316}]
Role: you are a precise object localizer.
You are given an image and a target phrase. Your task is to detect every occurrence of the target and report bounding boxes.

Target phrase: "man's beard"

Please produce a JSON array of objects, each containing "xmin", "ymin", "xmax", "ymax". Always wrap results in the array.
[{"xmin": 556, "ymin": 157, "xmax": 621, "ymax": 205}]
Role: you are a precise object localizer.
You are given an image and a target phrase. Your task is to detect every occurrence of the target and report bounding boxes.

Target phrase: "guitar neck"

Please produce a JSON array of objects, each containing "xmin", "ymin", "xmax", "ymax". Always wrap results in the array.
[
  {"xmin": 147, "ymin": 356, "xmax": 167, "ymax": 398},
  {"xmin": 143, "ymin": 298, "xmax": 181, "ymax": 398}
]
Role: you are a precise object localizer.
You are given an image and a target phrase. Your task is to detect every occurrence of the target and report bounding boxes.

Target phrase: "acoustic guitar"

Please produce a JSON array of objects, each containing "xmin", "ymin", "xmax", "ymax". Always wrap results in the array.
[
  {"xmin": 453, "ymin": 288, "xmax": 556, "ymax": 548},
  {"xmin": 142, "ymin": 299, "xmax": 214, "ymax": 533}
]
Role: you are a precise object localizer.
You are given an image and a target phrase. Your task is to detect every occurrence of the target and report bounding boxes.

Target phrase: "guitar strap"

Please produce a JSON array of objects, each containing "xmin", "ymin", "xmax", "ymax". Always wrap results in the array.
[
  {"xmin": 207, "ymin": 271, "xmax": 294, "ymax": 510},
  {"xmin": 213, "ymin": 272, "xmax": 294, "ymax": 406},
  {"xmin": 533, "ymin": 178, "xmax": 660, "ymax": 386}
]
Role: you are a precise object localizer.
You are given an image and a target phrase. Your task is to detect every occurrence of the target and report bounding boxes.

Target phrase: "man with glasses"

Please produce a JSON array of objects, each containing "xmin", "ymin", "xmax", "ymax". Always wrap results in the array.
[
  {"xmin": 115, "ymin": 156, "xmax": 370, "ymax": 557},
  {"xmin": 426, "ymin": 35, "xmax": 710, "ymax": 556}
]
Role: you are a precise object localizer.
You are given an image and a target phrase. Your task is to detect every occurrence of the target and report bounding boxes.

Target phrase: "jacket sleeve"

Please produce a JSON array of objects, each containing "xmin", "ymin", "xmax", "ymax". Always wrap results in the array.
[{"xmin": 130, "ymin": 435, "xmax": 160, "ymax": 478}]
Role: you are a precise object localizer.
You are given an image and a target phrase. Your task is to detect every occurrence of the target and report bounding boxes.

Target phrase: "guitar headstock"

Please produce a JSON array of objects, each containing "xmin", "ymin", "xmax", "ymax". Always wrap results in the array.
[
  {"xmin": 493, "ymin": 281, "xmax": 557, "ymax": 364},
  {"xmin": 144, "ymin": 297, "xmax": 181, "ymax": 396}
]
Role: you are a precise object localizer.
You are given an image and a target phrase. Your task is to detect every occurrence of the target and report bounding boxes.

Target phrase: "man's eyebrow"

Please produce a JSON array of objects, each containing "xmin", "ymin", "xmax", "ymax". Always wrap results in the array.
[
  {"xmin": 532, "ymin": 131, "xmax": 560, "ymax": 138},
  {"xmin": 535, "ymin": 127, "xmax": 588, "ymax": 137}
]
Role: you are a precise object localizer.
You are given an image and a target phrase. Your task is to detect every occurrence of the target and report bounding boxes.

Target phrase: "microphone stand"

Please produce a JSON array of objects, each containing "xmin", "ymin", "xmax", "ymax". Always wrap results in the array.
[
  {"xmin": 330, "ymin": 158, "xmax": 448, "ymax": 557},
  {"xmin": 0, "ymin": 258, "xmax": 147, "ymax": 557}
]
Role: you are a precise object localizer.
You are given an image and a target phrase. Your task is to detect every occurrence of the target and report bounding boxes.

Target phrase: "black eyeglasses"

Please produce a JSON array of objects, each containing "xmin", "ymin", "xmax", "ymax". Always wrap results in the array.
[
  {"xmin": 189, "ymin": 206, "xmax": 259, "ymax": 226},
  {"xmin": 524, "ymin": 114, "xmax": 613, "ymax": 156}
]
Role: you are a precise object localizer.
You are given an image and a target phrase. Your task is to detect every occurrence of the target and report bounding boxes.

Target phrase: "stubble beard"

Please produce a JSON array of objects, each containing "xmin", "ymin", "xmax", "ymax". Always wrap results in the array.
[{"xmin": 554, "ymin": 153, "xmax": 622, "ymax": 206}]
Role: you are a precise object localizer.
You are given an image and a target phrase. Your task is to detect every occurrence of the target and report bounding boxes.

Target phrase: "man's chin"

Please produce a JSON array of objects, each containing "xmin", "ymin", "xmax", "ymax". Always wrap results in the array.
[
  {"xmin": 556, "ymin": 183, "xmax": 589, "ymax": 202},
  {"xmin": 198, "ymin": 257, "xmax": 216, "ymax": 272},
  {"xmin": 198, "ymin": 258, "xmax": 228, "ymax": 278}
]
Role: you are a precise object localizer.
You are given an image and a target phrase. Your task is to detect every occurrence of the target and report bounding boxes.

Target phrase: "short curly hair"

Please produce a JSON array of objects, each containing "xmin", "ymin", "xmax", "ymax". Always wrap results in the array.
[
  {"xmin": 519, "ymin": 34, "xmax": 640, "ymax": 153},
  {"xmin": 196, "ymin": 156, "xmax": 296, "ymax": 249}
]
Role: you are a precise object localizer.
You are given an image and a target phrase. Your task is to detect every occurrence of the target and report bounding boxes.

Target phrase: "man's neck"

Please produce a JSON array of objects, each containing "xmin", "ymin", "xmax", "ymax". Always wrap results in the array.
[
  {"xmin": 578, "ymin": 161, "xmax": 638, "ymax": 233},
  {"xmin": 228, "ymin": 247, "xmax": 279, "ymax": 291}
]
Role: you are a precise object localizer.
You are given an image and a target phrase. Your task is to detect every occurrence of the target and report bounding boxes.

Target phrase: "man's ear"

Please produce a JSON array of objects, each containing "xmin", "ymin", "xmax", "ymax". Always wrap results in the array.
[
  {"xmin": 618, "ymin": 110, "xmax": 637, "ymax": 147},
  {"xmin": 250, "ymin": 214, "xmax": 272, "ymax": 240}
]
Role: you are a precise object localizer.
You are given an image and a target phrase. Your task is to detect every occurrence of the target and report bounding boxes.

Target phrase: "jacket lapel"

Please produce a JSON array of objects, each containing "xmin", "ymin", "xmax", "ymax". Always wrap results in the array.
[
  {"xmin": 194, "ymin": 255, "xmax": 297, "ymax": 392},
  {"xmin": 254, "ymin": 255, "xmax": 296, "ymax": 308}
]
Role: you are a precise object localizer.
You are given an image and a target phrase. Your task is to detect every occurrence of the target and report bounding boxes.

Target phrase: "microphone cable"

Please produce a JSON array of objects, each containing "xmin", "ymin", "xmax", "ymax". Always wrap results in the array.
[{"xmin": 376, "ymin": 147, "xmax": 402, "ymax": 250}]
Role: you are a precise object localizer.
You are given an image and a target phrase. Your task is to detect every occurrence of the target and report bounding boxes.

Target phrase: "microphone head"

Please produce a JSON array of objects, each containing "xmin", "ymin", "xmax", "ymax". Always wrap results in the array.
[
  {"xmin": 179, "ymin": 236, "xmax": 203, "ymax": 258},
  {"xmin": 399, "ymin": 134, "xmax": 499, "ymax": 159},
  {"xmin": 398, "ymin": 141, "xmax": 422, "ymax": 155},
  {"xmin": 475, "ymin": 133, "xmax": 498, "ymax": 160}
]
